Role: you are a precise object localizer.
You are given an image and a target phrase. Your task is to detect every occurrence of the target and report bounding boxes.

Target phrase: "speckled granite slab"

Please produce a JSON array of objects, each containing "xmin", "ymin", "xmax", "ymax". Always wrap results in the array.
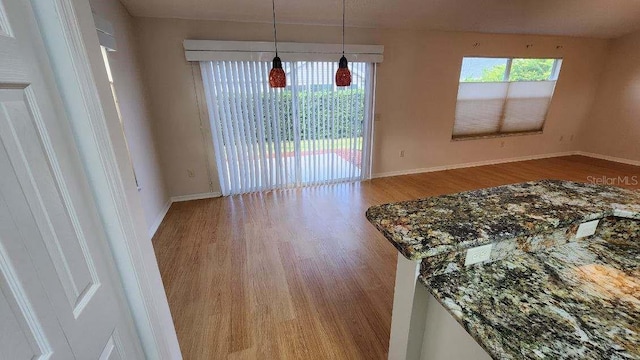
[
  {"xmin": 420, "ymin": 223, "xmax": 581, "ymax": 277},
  {"xmin": 366, "ymin": 180, "xmax": 640, "ymax": 260},
  {"xmin": 422, "ymin": 217, "xmax": 640, "ymax": 360}
]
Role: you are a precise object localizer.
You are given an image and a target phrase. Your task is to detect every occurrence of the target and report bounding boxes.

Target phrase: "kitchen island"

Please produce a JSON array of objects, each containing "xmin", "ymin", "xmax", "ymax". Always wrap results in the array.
[{"xmin": 366, "ymin": 180, "xmax": 640, "ymax": 360}]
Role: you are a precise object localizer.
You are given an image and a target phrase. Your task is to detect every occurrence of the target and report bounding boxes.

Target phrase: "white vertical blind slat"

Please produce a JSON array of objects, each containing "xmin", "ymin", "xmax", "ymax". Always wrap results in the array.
[
  {"xmin": 350, "ymin": 67, "xmax": 358, "ymax": 180},
  {"xmin": 242, "ymin": 63, "xmax": 255, "ymax": 190},
  {"xmin": 338, "ymin": 84, "xmax": 343, "ymax": 181},
  {"xmin": 213, "ymin": 63, "xmax": 237, "ymax": 194},
  {"xmin": 249, "ymin": 62, "xmax": 266, "ymax": 190},
  {"xmin": 361, "ymin": 63, "xmax": 375, "ymax": 180},
  {"xmin": 285, "ymin": 70, "xmax": 294, "ymax": 185},
  {"xmin": 290, "ymin": 62, "xmax": 301, "ymax": 187},
  {"xmin": 201, "ymin": 63, "xmax": 230, "ymax": 193},
  {"xmin": 350, "ymin": 66, "xmax": 358, "ymax": 179},
  {"xmin": 234, "ymin": 62, "xmax": 255, "ymax": 191},
  {"xmin": 259, "ymin": 61, "xmax": 275, "ymax": 188},
  {"xmin": 223, "ymin": 61, "xmax": 247, "ymax": 192},
  {"xmin": 313, "ymin": 61, "xmax": 319, "ymax": 185},
  {"xmin": 307, "ymin": 62, "xmax": 315, "ymax": 185},
  {"xmin": 329, "ymin": 64, "xmax": 336, "ymax": 181},
  {"xmin": 232, "ymin": 62, "xmax": 251, "ymax": 192},
  {"xmin": 241, "ymin": 61, "xmax": 258, "ymax": 191},
  {"xmin": 268, "ymin": 69, "xmax": 282, "ymax": 187},
  {"xmin": 323, "ymin": 63, "xmax": 329, "ymax": 183}
]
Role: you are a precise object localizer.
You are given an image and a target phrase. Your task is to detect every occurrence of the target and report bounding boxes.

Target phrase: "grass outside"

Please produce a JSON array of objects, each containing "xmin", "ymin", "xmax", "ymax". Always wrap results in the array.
[
  {"xmin": 223, "ymin": 137, "xmax": 364, "ymax": 166},
  {"xmin": 281, "ymin": 137, "xmax": 363, "ymax": 152},
  {"xmin": 225, "ymin": 137, "xmax": 363, "ymax": 153}
]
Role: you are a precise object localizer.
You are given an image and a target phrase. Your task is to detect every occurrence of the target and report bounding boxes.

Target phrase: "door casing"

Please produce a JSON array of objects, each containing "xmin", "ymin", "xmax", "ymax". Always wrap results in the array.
[{"xmin": 28, "ymin": 0, "xmax": 182, "ymax": 358}]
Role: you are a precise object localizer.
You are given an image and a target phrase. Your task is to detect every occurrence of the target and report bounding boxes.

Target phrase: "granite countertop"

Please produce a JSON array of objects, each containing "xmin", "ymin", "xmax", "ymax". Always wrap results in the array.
[
  {"xmin": 365, "ymin": 180, "xmax": 640, "ymax": 359},
  {"xmin": 424, "ymin": 217, "xmax": 639, "ymax": 359},
  {"xmin": 366, "ymin": 180, "xmax": 640, "ymax": 261}
]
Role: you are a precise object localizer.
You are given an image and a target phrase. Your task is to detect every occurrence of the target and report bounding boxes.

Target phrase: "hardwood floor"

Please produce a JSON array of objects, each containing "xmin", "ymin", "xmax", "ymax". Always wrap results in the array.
[{"xmin": 152, "ymin": 155, "xmax": 639, "ymax": 359}]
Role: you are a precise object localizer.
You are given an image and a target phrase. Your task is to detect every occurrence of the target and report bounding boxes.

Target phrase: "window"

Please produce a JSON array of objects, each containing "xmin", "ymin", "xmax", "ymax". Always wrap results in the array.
[
  {"xmin": 100, "ymin": 46, "xmax": 141, "ymax": 190},
  {"xmin": 453, "ymin": 57, "xmax": 562, "ymax": 139},
  {"xmin": 200, "ymin": 60, "xmax": 375, "ymax": 195}
]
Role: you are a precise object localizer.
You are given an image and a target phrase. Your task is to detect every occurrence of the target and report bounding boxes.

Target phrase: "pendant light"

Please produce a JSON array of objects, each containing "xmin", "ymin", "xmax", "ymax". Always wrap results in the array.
[
  {"xmin": 269, "ymin": 0, "xmax": 286, "ymax": 88},
  {"xmin": 335, "ymin": 0, "xmax": 351, "ymax": 87}
]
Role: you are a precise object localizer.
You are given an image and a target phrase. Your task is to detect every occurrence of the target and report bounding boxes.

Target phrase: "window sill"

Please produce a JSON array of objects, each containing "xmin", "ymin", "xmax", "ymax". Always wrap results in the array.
[{"xmin": 451, "ymin": 131, "xmax": 543, "ymax": 142}]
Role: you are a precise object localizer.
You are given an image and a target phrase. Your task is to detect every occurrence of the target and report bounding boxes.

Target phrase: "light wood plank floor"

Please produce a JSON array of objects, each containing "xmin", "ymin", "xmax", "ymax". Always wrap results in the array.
[{"xmin": 152, "ymin": 156, "xmax": 639, "ymax": 359}]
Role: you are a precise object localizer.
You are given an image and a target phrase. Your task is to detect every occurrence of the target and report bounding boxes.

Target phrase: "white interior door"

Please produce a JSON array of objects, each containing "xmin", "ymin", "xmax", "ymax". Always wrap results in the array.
[{"xmin": 0, "ymin": 0, "xmax": 143, "ymax": 358}]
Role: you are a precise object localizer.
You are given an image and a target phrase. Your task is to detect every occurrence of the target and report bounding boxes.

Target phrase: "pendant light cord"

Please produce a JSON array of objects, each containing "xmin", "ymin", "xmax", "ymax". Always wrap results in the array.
[
  {"xmin": 272, "ymin": 0, "xmax": 279, "ymax": 55},
  {"xmin": 342, "ymin": 0, "xmax": 345, "ymax": 55}
]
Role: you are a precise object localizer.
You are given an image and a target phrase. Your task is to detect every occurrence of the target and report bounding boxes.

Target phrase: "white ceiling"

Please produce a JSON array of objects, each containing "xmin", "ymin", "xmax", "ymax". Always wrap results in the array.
[{"xmin": 120, "ymin": 0, "xmax": 640, "ymax": 39}]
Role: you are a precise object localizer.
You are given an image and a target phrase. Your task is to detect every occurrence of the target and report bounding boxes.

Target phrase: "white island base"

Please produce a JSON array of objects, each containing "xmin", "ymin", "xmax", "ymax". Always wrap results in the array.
[{"xmin": 388, "ymin": 255, "xmax": 493, "ymax": 360}]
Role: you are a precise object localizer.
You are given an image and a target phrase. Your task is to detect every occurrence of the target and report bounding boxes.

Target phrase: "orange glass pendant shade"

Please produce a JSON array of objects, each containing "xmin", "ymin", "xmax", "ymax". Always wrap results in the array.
[
  {"xmin": 336, "ymin": 0, "xmax": 351, "ymax": 87},
  {"xmin": 269, "ymin": 0, "xmax": 285, "ymax": 88},
  {"xmin": 335, "ymin": 55, "xmax": 351, "ymax": 87},
  {"xmin": 269, "ymin": 56, "xmax": 286, "ymax": 88}
]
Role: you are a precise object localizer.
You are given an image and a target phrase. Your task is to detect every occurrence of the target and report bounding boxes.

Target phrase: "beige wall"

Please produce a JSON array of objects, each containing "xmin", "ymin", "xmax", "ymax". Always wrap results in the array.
[
  {"xmin": 579, "ymin": 30, "xmax": 640, "ymax": 162},
  {"xmin": 89, "ymin": 0, "xmax": 169, "ymax": 231},
  {"xmin": 134, "ymin": 17, "xmax": 609, "ymax": 196}
]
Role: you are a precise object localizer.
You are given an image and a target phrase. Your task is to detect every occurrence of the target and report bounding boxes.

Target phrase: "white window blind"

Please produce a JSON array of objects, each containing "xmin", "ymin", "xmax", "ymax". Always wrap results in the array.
[
  {"xmin": 453, "ymin": 57, "xmax": 562, "ymax": 139},
  {"xmin": 200, "ymin": 60, "xmax": 374, "ymax": 195}
]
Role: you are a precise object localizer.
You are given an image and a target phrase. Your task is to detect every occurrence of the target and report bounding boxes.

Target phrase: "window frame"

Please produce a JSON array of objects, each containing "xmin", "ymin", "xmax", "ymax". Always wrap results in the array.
[
  {"xmin": 452, "ymin": 56, "xmax": 563, "ymax": 141},
  {"xmin": 100, "ymin": 46, "xmax": 142, "ymax": 190}
]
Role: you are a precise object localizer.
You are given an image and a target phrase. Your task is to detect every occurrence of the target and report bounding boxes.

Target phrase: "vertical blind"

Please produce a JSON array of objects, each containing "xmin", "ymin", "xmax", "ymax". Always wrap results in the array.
[{"xmin": 200, "ymin": 60, "xmax": 374, "ymax": 195}]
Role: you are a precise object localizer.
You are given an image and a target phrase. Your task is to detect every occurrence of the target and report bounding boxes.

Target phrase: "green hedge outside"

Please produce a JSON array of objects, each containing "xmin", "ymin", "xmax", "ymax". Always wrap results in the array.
[{"xmin": 214, "ymin": 89, "xmax": 366, "ymax": 143}]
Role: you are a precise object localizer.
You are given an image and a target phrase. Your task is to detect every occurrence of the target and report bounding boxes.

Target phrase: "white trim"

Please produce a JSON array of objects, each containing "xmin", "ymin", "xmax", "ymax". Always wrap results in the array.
[
  {"xmin": 184, "ymin": 40, "xmax": 384, "ymax": 54},
  {"xmin": 388, "ymin": 256, "xmax": 423, "ymax": 360},
  {"xmin": 372, "ymin": 152, "xmax": 577, "ymax": 178},
  {"xmin": 147, "ymin": 193, "xmax": 222, "ymax": 238},
  {"xmin": 30, "ymin": 0, "xmax": 181, "ymax": 358},
  {"xmin": 574, "ymin": 151, "xmax": 640, "ymax": 167},
  {"xmin": 361, "ymin": 63, "xmax": 376, "ymax": 180},
  {"xmin": 149, "ymin": 193, "xmax": 223, "ymax": 237},
  {"xmin": 372, "ymin": 151, "xmax": 639, "ymax": 179},
  {"xmin": 185, "ymin": 51, "xmax": 382, "ymax": 63},
  {"xmin": 184, "ymin": 40, "xmax": 384, "ymax": 63},
  {"xmin": 148, "ymin": 201, "xmax": 171, "ymax": 238},
  {"xmin": 171, "ymin": 192, "xmax": 222, "ymax": 203},
  {"xmin": 366, "ymin": 65, "xmax": 378, "ymax": 180}
]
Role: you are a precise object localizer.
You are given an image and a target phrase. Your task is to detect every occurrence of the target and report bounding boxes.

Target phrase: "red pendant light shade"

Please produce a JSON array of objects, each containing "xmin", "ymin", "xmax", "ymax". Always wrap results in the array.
[
  {"xmin": 269, "ymin": 56, "xmax": 286, "ymax": 88},
  {"xmin": 336, "ymin": 0, "xmax": 351, "ymax": 87},
  {"xmin": 336, "ymin": 55, "xmax": 352, "ymax": 87},
  {"xmin": 269, "ymin": 0, "xmax": 286, "ymax": 88}
]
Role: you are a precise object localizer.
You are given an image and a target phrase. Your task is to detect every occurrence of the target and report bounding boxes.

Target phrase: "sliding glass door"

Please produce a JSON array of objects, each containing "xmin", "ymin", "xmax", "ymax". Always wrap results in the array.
[{"xmin": 201, "ymin": 60, "xmax": 374, "ymax": 195}]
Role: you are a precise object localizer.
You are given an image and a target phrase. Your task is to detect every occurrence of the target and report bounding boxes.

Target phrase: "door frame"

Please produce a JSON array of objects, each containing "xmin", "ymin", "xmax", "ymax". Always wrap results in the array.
[{"xmin": 28, "ymin": 0, "xmax": 181, "ymax": 358}]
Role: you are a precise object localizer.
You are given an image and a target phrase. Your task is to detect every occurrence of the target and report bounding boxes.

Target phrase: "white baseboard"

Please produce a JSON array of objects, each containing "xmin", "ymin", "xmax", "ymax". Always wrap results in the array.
[
  {"xmin": 148, "ymin": 200, "xmax": 171, "ymax": 238},
  {"xmin": 170, "ymin": 191, "xmax": 222, "ymax": 202},
  {"xmin": 574, "ymin": 151, "xmax": 640, "ymax": 167},
  {"xmin": 147, "ymin": 192, "xmax": 222, "ymax": 238},
  {"xmin": 143, "ymin": 151, "xmax": 636, "ymax": 240},
  {"xmin": 372, "ymin": 151, "xmax": 639, "ymax": 179},
  {"xmin": 372, "ymin": 151, "xmax": 577, "ymax": 178},
  {"xmin": 152, "ymin": 152, "xmax": 635, "ymax": 235}
]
